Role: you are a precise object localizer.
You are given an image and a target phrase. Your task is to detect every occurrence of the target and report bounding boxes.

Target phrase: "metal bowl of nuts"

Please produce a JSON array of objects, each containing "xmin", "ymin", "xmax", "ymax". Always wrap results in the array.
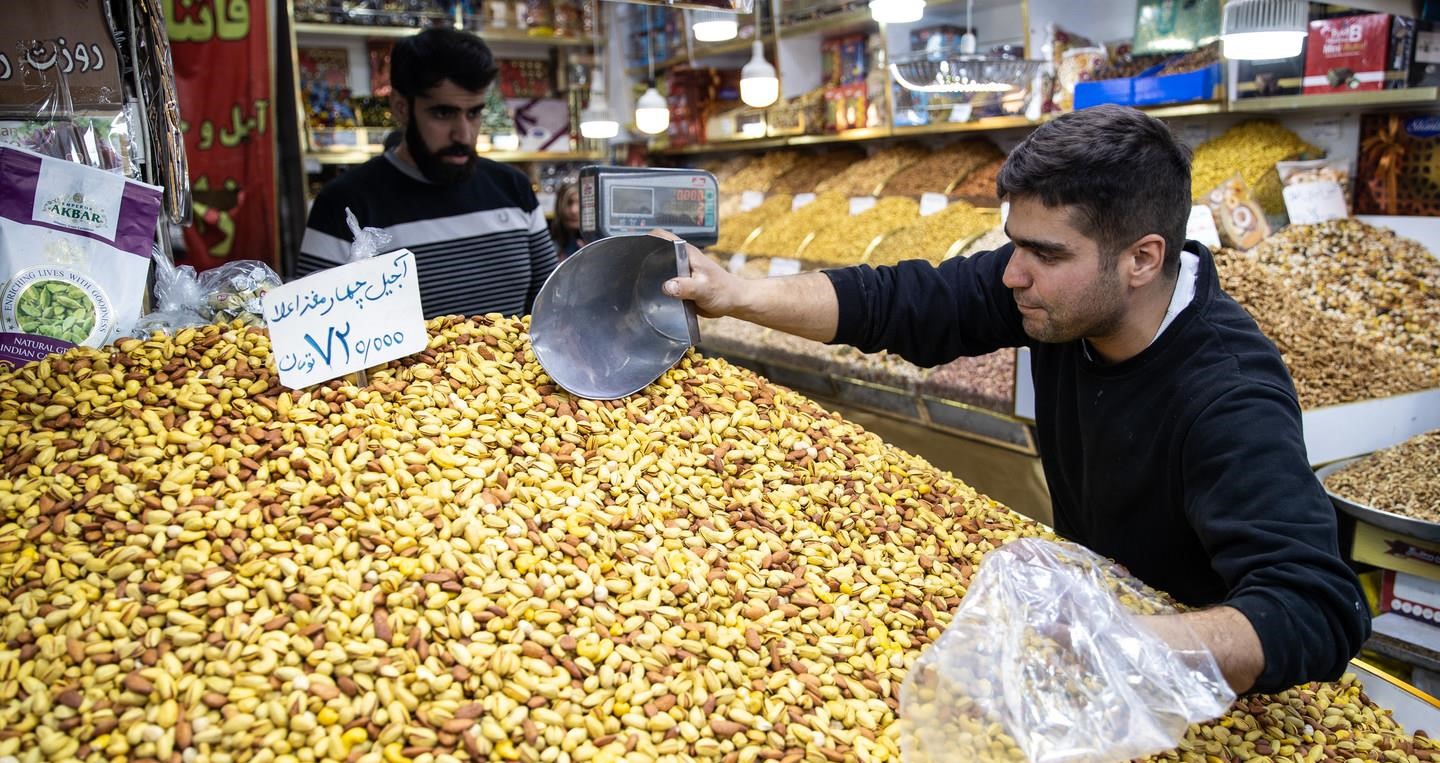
[{"xmin": 1316, "ymin": 457, "xmax": 1440, "ymax": 543}]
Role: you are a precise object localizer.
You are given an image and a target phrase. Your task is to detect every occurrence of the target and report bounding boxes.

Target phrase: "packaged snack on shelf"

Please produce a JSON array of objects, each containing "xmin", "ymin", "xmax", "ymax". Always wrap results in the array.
[
  {"xmin": 1203, "ymin": 174, "xmax": 1271, "ymax": 251},
  {"xmin": 1303, "ymin": 14, "xmax": 1406, "ymax": 94},
  {"xmin": 1277, "ymin": 158, "xmax": 1352, "ymax": 211},
  {"xmin": 1057, "ymin": 47, "xmax": 1109, "ymax": 111},
  {"xmin": 1356, "ymin": 113, "xmax": 1440, "ymax": 217},
  {"xmin": 0, "ymin": 145, "xmax": 162, "ymax": 368},
  {"xmin": 1042, "ymin": 24, "xmax": 1098, "ymax": 113}
]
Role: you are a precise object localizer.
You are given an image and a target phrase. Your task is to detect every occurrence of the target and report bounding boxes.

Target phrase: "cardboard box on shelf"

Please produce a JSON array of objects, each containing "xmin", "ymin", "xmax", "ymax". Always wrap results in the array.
[
  {"xmin": 1235, "ymin": 38, "xmax": 1308, "ymax": 98},
  {"xmin": 1303, "ymin": 13, "xmax": 1408, "ymax": 93},
  {"xmin": 1412, "ymin": 20, "xmax": 1440, "ymax": 87},
  {"xmin": 1355, "ymin": 112, "xmax": 1440, "ymax": 217},
  {"xmin": 1353, "ymin": 521, "xmax": 1440, "ymax": 583}
]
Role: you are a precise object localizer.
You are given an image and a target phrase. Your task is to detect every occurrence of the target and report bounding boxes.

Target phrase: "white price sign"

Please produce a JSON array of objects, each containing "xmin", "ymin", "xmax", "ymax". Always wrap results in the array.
[
  {"xmin": 1186, "ymin": 205, "xmax": 1222, "ymax": 249},
  {"xmin": 740, "ymin": 190, "xmax": 765, "ymax": 212},
  {"xmin": 792, "ymin": 193, "xmax": 816, "ymax": 210},
  {"xmin": 1282, "ymin": 181, "xmax": 1349, "ymax": 225},
  {"xmin": 263, "ymin": 250, "xmax": 428, "ymax": 390},
  {"xmin": 768, "ymin": 258, "xmax": 802, "ymax": 277},
  {"xmin": 919, "ymin": 193, "xmax": 949, "ymax": 217},
  {"xmin": 849, "ymin": 196, "xmax": 877, "ymax": 215},
  {"xmin": 728, "ymin": 253, "xmax": 747, "ymax": 273}
]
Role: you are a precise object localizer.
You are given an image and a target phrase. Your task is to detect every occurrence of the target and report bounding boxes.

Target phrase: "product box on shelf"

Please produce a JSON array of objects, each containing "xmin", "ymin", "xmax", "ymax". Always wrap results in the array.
[
  {"xmin": 1353, "ymin": 521, "xmax": 1440, "ymax": 583},
  {"xmin": 1412, "ymin": 20, "xmax": 1440, "ymax": 87},
  {"xmin": 1303, "ymin": 13, "xmax": 1407, "ymax": 93},
  {"xmin": 839, "ymin": 34, "xmax": 868, "ymax": 85},
  {"xmin": 498, "ymin": 59, "xmax": 553, "ymax": 99},
  {"xmin": 1356, "ymin": 112, "xmax": 1440, "ymax": 216},
  {"xmin": 1381, "ymin": 570, "xmax": 1440, "ymax": 627},
  {"xmin": 1133, "ymin": 62, "xmax": 1223, "ymax": 105},
  {"xmin": 1074, "ymin": 73, "xmax": 1141, "ymax": 109},
  {"xmin": 824, "ymin": 82, "xmax": 867, "ymax": 133},
  {"xmin": 1235, "ymin": 40, "xmax": 1308, "ymax": 98}
]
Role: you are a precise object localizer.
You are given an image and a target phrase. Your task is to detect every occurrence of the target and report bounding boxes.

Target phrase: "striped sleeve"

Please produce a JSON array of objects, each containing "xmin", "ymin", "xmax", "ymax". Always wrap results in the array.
[
  {"xmin": 525, "ymin": 205, "xmax": 557, "ymax": 314},
  {"xmin": 297, "ymin": 193, "xmax": 355, "ymax": 278}
]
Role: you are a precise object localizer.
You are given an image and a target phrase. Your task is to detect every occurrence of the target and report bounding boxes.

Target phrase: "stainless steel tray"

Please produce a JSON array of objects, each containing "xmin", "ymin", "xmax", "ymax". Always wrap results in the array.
[{"xmin": 1317, "ymin": 458, "xmax": 1440, "ymax": 543}]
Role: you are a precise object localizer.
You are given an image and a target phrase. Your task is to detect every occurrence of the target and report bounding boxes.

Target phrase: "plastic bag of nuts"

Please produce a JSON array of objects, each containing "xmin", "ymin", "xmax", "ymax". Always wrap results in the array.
[{"xmin": 901, "ymin": 539, "xmax": 1234, "ymax": 763}]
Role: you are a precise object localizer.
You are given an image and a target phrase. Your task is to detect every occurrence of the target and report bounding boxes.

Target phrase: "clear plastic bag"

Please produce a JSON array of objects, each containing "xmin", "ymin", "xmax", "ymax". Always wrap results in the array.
[
  {"xmin": 899, "ymin": 539, "xmax": 1235, "ymax": 763},
  {"xmin": 344, "ymin": 207, "xmax": 393, "ymax": 262},
  {"xmin": 0, "ymin": 55, "xmax": 137, "ymax": 177},
  {"xmin": 132, "ymin": 257, "xmax": 281, "ymax": 337}
]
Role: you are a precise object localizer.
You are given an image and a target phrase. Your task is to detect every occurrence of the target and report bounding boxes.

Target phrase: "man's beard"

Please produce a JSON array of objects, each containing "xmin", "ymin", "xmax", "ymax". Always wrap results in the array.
[
  {"xmin": 405, "ymin": 112, "xmax": 477, "ymax": 185},
  {"xmin": 1019, "ymin": 262, "xmax": 1126, "ymax": 344}
]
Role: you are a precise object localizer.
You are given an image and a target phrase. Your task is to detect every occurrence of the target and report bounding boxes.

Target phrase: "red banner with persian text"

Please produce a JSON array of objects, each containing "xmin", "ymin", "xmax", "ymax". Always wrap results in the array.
[{"xmin": 165, "ymin": 0, "xmax": 276, "ymax": 271}]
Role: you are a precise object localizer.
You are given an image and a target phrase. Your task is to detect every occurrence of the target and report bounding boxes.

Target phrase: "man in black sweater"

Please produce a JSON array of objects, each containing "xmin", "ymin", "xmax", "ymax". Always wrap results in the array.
[{"xmin": 662, "ymin": 105, "xmax": 1369, "ymax": 695}]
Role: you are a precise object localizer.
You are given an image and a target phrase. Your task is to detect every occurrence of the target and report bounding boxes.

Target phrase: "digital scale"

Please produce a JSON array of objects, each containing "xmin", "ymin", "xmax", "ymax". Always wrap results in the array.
[{"xmin": 578, "ymin": 166, "xmax": 719, "ymax": 248}]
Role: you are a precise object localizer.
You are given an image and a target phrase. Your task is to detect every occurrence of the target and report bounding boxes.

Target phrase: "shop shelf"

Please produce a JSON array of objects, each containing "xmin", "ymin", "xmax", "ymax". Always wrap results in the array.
[
  {"xmin": 1229, "ymin": 87, "xmax": 1440, "ymax": 114},
  {"xmin": 294, "ymin": 21, "xmax": 594, "ymax": 47}
]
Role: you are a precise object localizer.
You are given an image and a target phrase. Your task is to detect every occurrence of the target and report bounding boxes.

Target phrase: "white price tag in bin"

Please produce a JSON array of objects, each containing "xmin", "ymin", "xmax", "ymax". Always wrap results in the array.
[
  {"xmin": 1186, "ymin": 205, "xmax": 1222, "ymax": 249},
  {"xmin": 728, "ymin": 253, "xmax": 747, "ymax": 274},
  {"xmin": 740, "ymin": 190, "xmax": 765, "ymax": 212},
  {"xmin": 920, "ymin": 193, "xmax": 949, "ymax": 217},
  {"xmin": 849, "ymin": 196, "xmax": 877, "ymax": 215},
  {"xmin": 768, "ymin": 258, "xmax": 802, "ymax": 277},
  {"xmin": 792, "ymin": 193, "xmax": 816, "ymax": 210},
  {"xmin": 263, "ymin": 249, "xmax": 428, "ymax": 390},
  {"xmin": 1282, "ymin": 181, "xmax": 1349, "ymax": 225}
]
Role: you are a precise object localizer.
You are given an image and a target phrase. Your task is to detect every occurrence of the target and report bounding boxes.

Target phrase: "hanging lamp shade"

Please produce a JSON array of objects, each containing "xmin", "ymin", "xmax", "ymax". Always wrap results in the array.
[
  {"xmin": 739, "ymin": 40, "xmax": 779, "ymax": 108},
  {"xmin": 635, "ymin": 86, "xmax": 670, "ymax": 134},
  {"xmin": 692, "ymin": 10, "xmax": 739, "ymax": 42},
  {"xmin": 1220, "ymin": 0, "xmax": 1307, "ymax": 60},
  {"xmin": 869, "ymin": 0, "xmax": 925, "ymax": 24}
]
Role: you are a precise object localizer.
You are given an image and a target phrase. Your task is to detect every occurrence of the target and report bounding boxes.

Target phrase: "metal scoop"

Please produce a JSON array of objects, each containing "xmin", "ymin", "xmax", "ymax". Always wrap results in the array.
[{"xmin": 530, "ymin": 233, "xmax": 700, "ymax": 400}]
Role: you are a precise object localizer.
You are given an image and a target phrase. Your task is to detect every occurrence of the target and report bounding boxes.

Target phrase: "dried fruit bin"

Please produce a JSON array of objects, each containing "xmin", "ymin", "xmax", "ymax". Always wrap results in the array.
[
  {"xmin": 1, "ymin": 316, "xmax": 1437, "ymax": 763},
  {"xmin": 917, "ymin": 350, "xmax": 1017, "ymax": 415}
]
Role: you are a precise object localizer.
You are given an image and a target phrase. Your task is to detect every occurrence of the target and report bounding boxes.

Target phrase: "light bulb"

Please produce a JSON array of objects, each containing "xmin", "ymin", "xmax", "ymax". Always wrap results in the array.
[
  {"xmin": 740, "ymin": 41, "xmax": 779, "ymax": 108},
  {"xmin": 579, "ymin": 83, "xmax": 619, "ymax": 140},
  {"xmin": 693, "ymin": 16, "xmax": 738, "ymax": 42},
  {"xmin": 1220, "ymin": 30, "xmax": 1305, "ymax": 60},
  {"xmin": 869, "ymin": 0, "xmax": 925, "ymax": 24},
  {"xmin": 635, "ymin": 87, "xmax": 670, "ymax": 135}
]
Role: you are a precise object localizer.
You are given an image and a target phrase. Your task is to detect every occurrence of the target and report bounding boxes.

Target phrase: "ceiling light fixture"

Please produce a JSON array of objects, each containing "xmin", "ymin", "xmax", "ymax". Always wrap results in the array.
[
  {"xmin": 738, "ymin": 3, "xmax": 778, "ymax": 108},
  {"xmin": 634, "ymin": 7, "xmax": 671, "ymax": 135},
  {"xmin": 869, "ymin": 0, "xmax": 925, "ymax": 25},
  {"xmin": 1220, "ymin": 0, "xmax": 1307, "ymax": 61}
]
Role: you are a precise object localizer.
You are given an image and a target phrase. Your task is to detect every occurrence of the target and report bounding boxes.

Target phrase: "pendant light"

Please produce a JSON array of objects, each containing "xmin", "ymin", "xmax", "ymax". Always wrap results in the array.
[
  {"xmin": 869, "ymin": 0, "xmax": 925, "ymax": 25},
  {"xmin": 634, "ymin": 7, "xmax": 670, "ymax": 135},
  {"xmin": 692, "ymin": 9, "xmax": 738, "ymax": 43},
  {"xmin": 578, "ymin": 3, "xmax": 618, "ymax": 139},
  {"xmin": 1220, "ymin": 0, "xmax": 1307, "ymax": 60},
  {"xmin": 739, "ymin": 3, "xmax": 778, "ymax": 108}
]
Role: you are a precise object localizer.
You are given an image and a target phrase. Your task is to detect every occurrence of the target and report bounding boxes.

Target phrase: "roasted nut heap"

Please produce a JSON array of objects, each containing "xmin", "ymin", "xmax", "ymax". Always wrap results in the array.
[
  {"xmin": 804, "ymin": 199, "xmax": 921, "ymax": 267},
  {"xmin": 712, "ymin": 195, "xmax": 795, "ymax": 254},
  {"xmin": 745, "ymin": 192, "xmax": 849, "ymax": 258},
  {"xmin": 815, "ymin": 145, "xmax": 928, "ymax": 198},
  {"xmin": 699, "ymin": 318, "xmax": 927, "ymax": 393},
  {"xmin": 868, "ymin": 203, "xmax": 1000, "ymax": 267},
  {"xmin": 0, "ymin": 315, "xmax": 1051, "ymax": 763},
  {"xmin": 1244, "ymin": 219, "xmax": 1440, "ymax": 385},
  {"xmin": 1190, "ymin": 121, "xmax": 1315, "ymax": 214},
  {"xmin": 720, "ymin": 153, "xmax": 801, "ymax": 194},
  {"xmin": 951, "ymin": 158, "xmax": 1005, "ymax": 200},
  {"xmin": 1, "ymin": 317, "xmax": 1434, "ymax": 763},
  {"xmin": 880, "ymin": 141, "xmax": 1004, "ymax": 198},
  {"xmin": 697, "ymin": 155, "xmax": 755, "ymax": 186},
  {"xmin": 917, "ymin": 351, "xmax": 1016, "ymax": 413},
  {"xmin": 1324, "ymin": 429, "xmax": 1440, "ymax": 522},
  {"xmin": 1214, "ymin": 247, "xmax": 1436, "ymax": 409},
  {"xmin": 770, "ymin": 150, "xmax": 866, "ymax": 195}
]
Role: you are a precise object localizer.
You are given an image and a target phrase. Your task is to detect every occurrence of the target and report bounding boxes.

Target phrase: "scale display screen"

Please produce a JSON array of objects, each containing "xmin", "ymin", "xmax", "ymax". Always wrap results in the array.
[{"xmin": 580, "ymin": 166, "xmax": 719, "ymax": 247}]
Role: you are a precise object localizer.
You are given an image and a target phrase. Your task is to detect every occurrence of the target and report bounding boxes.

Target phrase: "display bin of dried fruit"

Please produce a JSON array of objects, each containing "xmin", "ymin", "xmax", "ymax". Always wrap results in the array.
[
  {"xmin": 815, "ymin": 143, "xmax": 929, "ymax": 197},
  {"xmin": 1190, "ymin": 120, "xmax": 1317, "ymax": 215},
  {"xmin": 743, "ymin": 192, "xmax": 849, "ymax": 258},
  {"xmin": 880, "ymin": 140, "xmax": 1005, "ymax": 198},
  {"xmin": 949, "ymin": 155, "xmax": 1006, "ymax": 206},
  {"xmin": 710, "ymin": 194, "xmax": 794, "ymax": 254},
  {"xmin": 718, "ymin": 151, "xmax": 800, "ymax": 194},
  {"xmin": 918, "ymin": 350, "xmax": 1017, "ymax": 415},
  {"xmin": 801, "ymin": 198, "xmax": 921, "ymax": 267},
  {"xmin": 6, "ymin": 314, "xmax": 1440, "ymax": 763},
  {"xmin": 770, "ymin": 148, "xmax": 867, "ymax": 194}
]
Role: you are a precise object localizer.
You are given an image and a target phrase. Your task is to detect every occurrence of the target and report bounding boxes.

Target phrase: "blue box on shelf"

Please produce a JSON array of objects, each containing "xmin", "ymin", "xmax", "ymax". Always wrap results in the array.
[
  {"xmin": 1132, "ymin": 63, "xmax": 1222, "ymax": 106},
  {"xmin": 1073, "ymin": 76, "xmax": 1137, "ymax": 109}
]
